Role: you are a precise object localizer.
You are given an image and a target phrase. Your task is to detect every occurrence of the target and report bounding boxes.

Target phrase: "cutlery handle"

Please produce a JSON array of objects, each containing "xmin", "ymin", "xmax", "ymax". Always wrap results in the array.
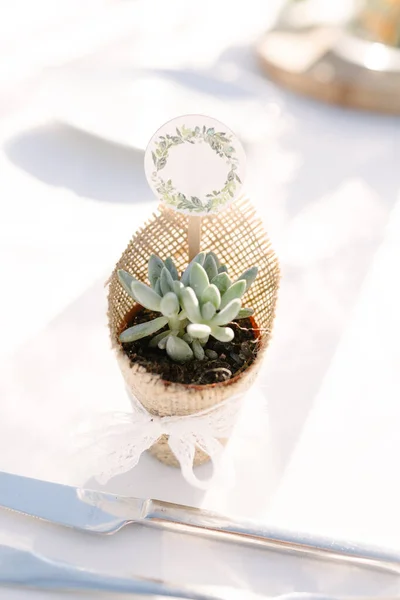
[{"xmin": 142, "ymin": 500, "xmax": 400, "ymax": 575}]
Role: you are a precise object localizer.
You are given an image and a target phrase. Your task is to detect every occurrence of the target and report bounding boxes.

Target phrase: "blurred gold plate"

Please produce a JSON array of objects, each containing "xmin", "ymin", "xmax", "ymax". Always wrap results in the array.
[{"xmin": 257, "ymin": 25, "xmax": 400, "ymax": 114}]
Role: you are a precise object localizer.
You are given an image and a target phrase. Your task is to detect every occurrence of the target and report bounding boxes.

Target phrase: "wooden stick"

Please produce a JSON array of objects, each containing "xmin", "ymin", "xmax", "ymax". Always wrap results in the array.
[{"xmin": 188, "ymin": 216, "xmax": 202, "ymax": 261}]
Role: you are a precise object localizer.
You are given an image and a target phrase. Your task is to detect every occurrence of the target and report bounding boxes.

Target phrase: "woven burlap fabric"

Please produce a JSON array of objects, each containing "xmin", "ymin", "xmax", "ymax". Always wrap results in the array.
[{"xmin": 108, "ymin": 198, "xmax": 280, "ymax": 466}]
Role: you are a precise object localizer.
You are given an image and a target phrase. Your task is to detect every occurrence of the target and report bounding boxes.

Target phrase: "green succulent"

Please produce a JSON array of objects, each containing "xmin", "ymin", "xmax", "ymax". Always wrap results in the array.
[{"xmin": 117, "ymin": 252, "xmax": 258, "ymax": 363}]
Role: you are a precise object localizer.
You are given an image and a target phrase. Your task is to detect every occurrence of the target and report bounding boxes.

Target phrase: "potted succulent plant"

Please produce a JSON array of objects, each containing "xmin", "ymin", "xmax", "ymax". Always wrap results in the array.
[
  {"xmin": 115, "ymin": 250, "xmax": 262, "ymax": 468},
  {"xmin": 105, "ymin": 116, "xmax": 279, "ymax": 472},
  {"xmin": 108, "ymin": 197, "xmax": 279, "ymax": 468}
]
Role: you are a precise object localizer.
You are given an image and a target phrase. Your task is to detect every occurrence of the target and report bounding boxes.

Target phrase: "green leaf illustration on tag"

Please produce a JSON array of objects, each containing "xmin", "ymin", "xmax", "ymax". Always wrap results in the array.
[{"xmin": 144, "ymin": 115, "xmax": 246, "ymax": 216}]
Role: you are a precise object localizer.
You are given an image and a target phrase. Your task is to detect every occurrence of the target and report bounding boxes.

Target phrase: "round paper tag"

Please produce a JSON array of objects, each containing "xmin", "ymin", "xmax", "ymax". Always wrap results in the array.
[{"xmin": 144, "ymin": 115, "xmax": 246, "ymax": 216}]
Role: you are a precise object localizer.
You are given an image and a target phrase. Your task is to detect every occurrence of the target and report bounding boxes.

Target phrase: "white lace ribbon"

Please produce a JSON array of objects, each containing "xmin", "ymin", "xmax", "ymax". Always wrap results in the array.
[{"xmin": 75, "ymin": 392, "xmax": 244, "ymax": 490}]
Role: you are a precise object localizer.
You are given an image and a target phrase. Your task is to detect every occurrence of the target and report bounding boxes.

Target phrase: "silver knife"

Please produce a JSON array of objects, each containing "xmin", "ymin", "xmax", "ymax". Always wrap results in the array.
[
  {"xmin": 0, "ymin": 544, "xmax": 396, "ymax": 600},
  {"xmin": 0, "ymin": 471, "xmax": 399, "ymax": 577}
]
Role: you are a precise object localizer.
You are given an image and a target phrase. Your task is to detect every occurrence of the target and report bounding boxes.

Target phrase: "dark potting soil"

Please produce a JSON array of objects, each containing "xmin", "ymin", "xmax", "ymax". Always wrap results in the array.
[{"xmin": 121, "ymin": 307, "xmax": 259, "ymax": 385}]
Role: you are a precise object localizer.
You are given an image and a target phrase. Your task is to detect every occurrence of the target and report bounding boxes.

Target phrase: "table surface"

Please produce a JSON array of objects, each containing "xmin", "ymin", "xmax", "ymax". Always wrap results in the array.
[{"xmin": 1, "ymin": 0, "xmax": 400, "ymax": 597}]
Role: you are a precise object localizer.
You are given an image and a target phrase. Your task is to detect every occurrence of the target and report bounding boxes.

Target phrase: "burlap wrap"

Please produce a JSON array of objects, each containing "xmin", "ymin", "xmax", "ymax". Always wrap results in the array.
[{"xmin": 108, "ymin": 198, "xmax": 280, "ymax": 466}]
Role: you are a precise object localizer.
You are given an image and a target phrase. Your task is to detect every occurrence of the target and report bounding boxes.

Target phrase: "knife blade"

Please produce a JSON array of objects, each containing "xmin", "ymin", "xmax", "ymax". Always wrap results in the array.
[
  {"xmin": 1, "ymin": 471, "xmax": 400, "ymax": 577},
  {"xmin": 0, "ymin": 543, "xmax": 223, "ymax": 599}
]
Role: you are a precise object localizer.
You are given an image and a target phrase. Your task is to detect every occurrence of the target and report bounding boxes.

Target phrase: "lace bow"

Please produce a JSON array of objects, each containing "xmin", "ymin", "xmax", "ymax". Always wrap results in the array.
[{"xmin": 76, "ymin": 392, "xmax": 244, "ymax": 489}]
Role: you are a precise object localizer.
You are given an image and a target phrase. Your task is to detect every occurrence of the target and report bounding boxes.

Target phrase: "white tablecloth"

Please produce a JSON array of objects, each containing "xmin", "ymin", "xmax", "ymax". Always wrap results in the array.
[{"xmin": 1, "ymin": 0, "xmax": 400, "ymax": 597}]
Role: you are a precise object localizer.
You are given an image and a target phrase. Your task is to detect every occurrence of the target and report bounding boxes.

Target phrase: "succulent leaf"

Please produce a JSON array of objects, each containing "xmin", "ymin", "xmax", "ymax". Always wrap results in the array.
[
  {"xmin": 206, "ymin": 251, "xmax": 220, "ymax": 268},
  {"xmin": 236, "ymin": 308, "xmax": 254, "ymax": 319},
  {"xmin": 211, "ymin": 272, "xmax": 231, "ymax": 295},
  {"xmin": 164, "ymin": 257, "xmax": 179, "ymax": 280},
  {"xmin": 149, "ymin": 330, "xmax": 171, "ymax": 348},
  {"xmin": 160, "ymin": 267, "xmax": 174, "ymax": 295},
  {"xmin": 235, "ymin": 266, "xmax": 258, "ymax": 291},
  {"xmin": 117, "ymin": 269, "xmax": 138, "ymax": 299},
  {"xmin": 203, "ymin": 254, "xmax": 218, "ymax": 281},
  {"xmin": 172, "ymin": 280, "xmax": 184, "ymax": 297},
  {"xmin": 166, "ymin": 335, "xmax": 193, "ymax": 362},
  {"xmin": 202, "ymin": 301, "xmax": 216, "ymax": 321},
  {"xmin": 119, "ymin": 316, "xmax": 168, "ymax": 343},
  {"xmin": 181, "ymin": 252, "xmax": 206, "ymax": 286},
  {"xmin": 148, "ymin": 255, "xmax": 164, "ymax": 288},
  {"xmin": 181, "ymin": 287, "xmax": 202, "ymax": 323},
  {"xmin": 210, "ymin": 326, "xmax": 234, "ymax": 343},
  {"xmin": 160, "ymin": 292, "xmax": 179, "ymax": 317},
  {"xmin": 212, "ymin": 299, "xmax": 241, "ymax": 326},
  {"xmin": 201, "ymin": 284, "xmax": 221, "ymax": 309},
  {"xmin": 187, "ymin": 323, "xmax": 212, "ymax": 338},
  {"xmin": 220, "ymin": 280, "xmax": 246, "ymax": 310},
  {"xmin": 192, "ymin": 339, "xmax": 205, "ymax": 360},
  {"xmin": 190, "ymin": 263, "xmax": 209, "ymax": 298},
  {"xmin": 218, "ymin": 264, "xmax": 228, "ymax": 274},
  {"xmin": 131, "ymin": 282, "xmax": 162, "ymax": 312},
  {"xmin": 155, "ymin": 279, "xmax": 162, "ymax": 296},
  {"xmin": 158, "ymin": 334, "xmax": 170, "ymax": 349}
]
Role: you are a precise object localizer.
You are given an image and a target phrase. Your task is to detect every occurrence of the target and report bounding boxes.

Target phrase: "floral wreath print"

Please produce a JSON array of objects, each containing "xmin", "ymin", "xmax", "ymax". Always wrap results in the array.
[{"xmin": 150, "ymin": 124, "xmax": 242, "ymax": 214}]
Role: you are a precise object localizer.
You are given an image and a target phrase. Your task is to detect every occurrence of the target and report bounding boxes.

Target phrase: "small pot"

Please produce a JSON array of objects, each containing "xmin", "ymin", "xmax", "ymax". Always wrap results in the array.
[
  {"xmin": 107, "ymin": 199, "xmax": 280, "ymax": 467},
  {"xmin": 115, "ymin": 305, "xmax": 264, "ymax": 467}
]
